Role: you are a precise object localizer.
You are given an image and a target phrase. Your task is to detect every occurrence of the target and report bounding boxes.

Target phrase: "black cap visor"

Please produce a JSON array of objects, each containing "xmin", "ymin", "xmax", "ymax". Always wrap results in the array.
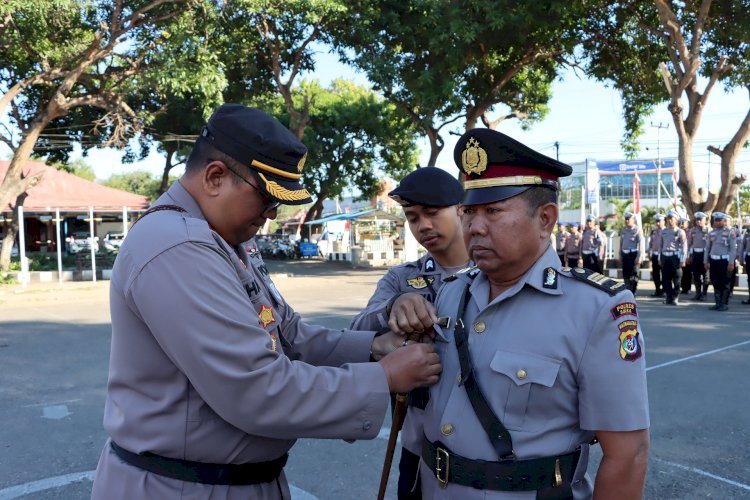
[{"xmin": 462, "ymin": 185, "xmax": 533, "ymax": 206}]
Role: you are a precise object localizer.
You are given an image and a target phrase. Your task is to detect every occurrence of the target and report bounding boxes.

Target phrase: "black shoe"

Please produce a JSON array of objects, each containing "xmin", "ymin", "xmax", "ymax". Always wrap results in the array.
[
  {"xmin": 651, "ymin": 291, "xmax": 664, "ymax": 297},
  {"xmin": 742, "ymin": 299, "xmax": 750, "ymax": 305},
  {"xmin": 692, "ymin": 292, "xmax": 702, "ymax": 301},
  {"xmin": 717, "ymin": 304, "xmax": 728, "ymax": 311}
]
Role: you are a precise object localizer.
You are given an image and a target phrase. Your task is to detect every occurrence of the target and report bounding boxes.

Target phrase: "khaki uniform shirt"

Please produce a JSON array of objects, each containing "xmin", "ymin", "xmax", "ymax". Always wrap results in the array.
[
  {"xmin": 556, "ymin": 230, "xmax": 570, "ymax": 256},
  {"xmin": 91, "ymin": 181, "xmax": 389, "ymax": 500},
  {"xmin": 659, "ymin": 228, "xmax": 688, "ymax": 265},
  {"xmin": 741, "ymin": 232, "xmax": 750, "ymax": 260},
  {"xmin": 351, "ymin": 254, "xmax": 469, "ymax": 456},
  {"xmin": 619, "ymin": 226, "xmax": 643, "ymax": 262},
  {"xmin": 706, "ymin": 227, "xmax": 737, "ymax": 261},
  {"xmin": 420, "ymin": 246, "xmax": 649, "ymax": 499},
  {"xmin": 581, "ymin": 228, "xmax": 606, "ymax": 260},
  {"xmin": 564, "ymin": 232, "xmax": 583, "ymax": 259},
  {"xmin": 687, "ymin": 227, "xmax": 708, "ymax": 256},
  {"xmin": 648, "ymin": 227, "xmax": 662, "ymax": 257}
]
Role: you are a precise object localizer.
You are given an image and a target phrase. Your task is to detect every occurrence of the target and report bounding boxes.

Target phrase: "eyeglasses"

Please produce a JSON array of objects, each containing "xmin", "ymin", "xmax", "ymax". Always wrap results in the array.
[{"xmin": 223, "ymin": 162, "xmax": 281, "ymax": 214}]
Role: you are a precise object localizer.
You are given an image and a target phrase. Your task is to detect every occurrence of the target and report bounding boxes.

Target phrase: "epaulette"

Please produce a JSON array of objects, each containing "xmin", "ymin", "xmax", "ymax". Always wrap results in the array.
[
  {"xmin": 444, "ymin": 265, "xmax": 479, "ymax": 282},
  {"xmin": 560, "ymin": 266, "xmax": 626, "ymax": 296}
]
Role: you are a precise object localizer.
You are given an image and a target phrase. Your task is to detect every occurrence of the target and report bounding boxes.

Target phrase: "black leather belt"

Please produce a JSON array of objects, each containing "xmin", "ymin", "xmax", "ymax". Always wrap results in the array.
[
  {"xmin": 110, "ymin": 441, "xmax": 287, "ymax": 485},
  {"xmin": 422, "ymin": 438, "xmax": 580, "ymax": 492}
]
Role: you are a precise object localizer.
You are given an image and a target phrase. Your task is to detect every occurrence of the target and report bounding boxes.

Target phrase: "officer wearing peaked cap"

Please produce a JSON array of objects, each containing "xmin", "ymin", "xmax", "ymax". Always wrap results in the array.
[
  {"xmin": 705, "ymin": 212, "xmax": 737, "ymax": 311},
  {"xmin": 620, "ymin": 212, "xmax": 644, "ymax": 294},
  {"xmin": 679, "ymin": 217, "xmax": 693, "ymax": 294},
  {"xmin": 419, "ymin": 128, "xmax": 649, "ymax": 499},
  {"xmin": 648, "ymin": 214, "xmax": 666, "ymax": 297},
  {"xmin": 660, "ymin": 210, "xmax": 688, "ymax": 305},
  {"xmin": 687, "ymin": 212, "xmax": 709, "ymax": 300},
  {"xmin": 91, "ymin": 104, "xmax": 442, "ymax": 500},
  {"xmin": 351, "ymin": 166, "xmax": 470, "ymax": 499},
  {"xmin": 582, "ymin": 214, "xmax": 606, "ymax": 273}
]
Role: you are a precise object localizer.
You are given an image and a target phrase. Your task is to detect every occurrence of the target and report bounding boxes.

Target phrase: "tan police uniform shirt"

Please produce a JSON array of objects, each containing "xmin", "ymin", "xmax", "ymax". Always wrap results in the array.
[
  {"xmin": 659, "ymin": 227, "xmax": 688, "ymax": 265},
  {"xmin": 706, "ymin": 227, "xmax": 737, "ymax": 261},
  {"xmin": 564, "ymin": 232, "xmax": 583, "ymax": 260},
  {"xmin": 619, "ymin": 225, "xmax": 643, "ymax": 262},
  {"xmin": 648, "ymin": 227, "xmax": 662, "ymax": 257},
  {"xmin": 581, "ymin": 227, "xmax": 606, "ymax": 260},
  {"xmin": 351, "ymin": 254, "xmax": 468, "ymax": 456},
  {"xmin": 91, "ymin": 181, "xmax": 390, "ymax": 500},
  {"xmin": 420, "ymin": 245, "xmax": 649, "ymax": 499},
  {"xmin": 687, "ymin": 226, "xmax": 708, "ymax": 257},
  {"xmin": 556, "ymin": 229, "xmax": 570, "ymax": 256}
]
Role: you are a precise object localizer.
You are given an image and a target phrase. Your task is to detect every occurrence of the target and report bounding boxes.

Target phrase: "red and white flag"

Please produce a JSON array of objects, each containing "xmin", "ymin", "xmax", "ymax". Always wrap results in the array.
[{"xmin": 633, "ymin": 172, "xmax": 642, "ymax": 227}]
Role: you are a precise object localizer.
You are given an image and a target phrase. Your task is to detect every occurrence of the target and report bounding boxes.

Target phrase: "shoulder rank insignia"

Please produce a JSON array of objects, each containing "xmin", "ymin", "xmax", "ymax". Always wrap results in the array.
[
  {"xmin": 618, "ymin": 319, "xmax": 642, "ymax": 361},
  {"xmin": 259, "ymin": 304, "xmax": 276, "ymax": 328},
  {"xmin": 445, "ymin": 265, "xmax": 479, "ymax": 282},
  {"xmin": 407, "ymin": 276, "xmax": 434, "ymax": 289},
  {"xmin": 565, "ymin": 267, "xmax": 626, "ymax": 296},
  {"xmin": 423, "ymin": 257, "xmax": 436, "ymax": 272},
  {"xmin": 543, "ymin": 267, "xmax": 558, "ymax": 289}
]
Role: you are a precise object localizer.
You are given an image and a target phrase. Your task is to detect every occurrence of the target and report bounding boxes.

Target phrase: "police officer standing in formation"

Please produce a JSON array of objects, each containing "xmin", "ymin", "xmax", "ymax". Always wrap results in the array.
[
  {"xmin": 581, "ymin": 214, "xmax": 606, "ymax": 273},
  {"xmin": 679, "ymin": 217, "xmax": 693, "ymax": 295},
  {"xmin": 419, "ymin": 128, "xmax": 649, "ymax": 499},
  {"xmin": 729, "ymin": 220, "xmax": 741, "ymax": 298},
  {"xmin": 705, "ymin": 212, "xmax": 737, "ymax": 311},
  {"xmin": 620, "ymin": 211, "xmax": 644, "ymax": 294},
  {"xmin": 741, "ymin": 226, "xmax": 750, "ymax": 305},
  {"xmin": 659, "ymin": 210, "xmax": 688, "ymax": 305},
  {"xmin": 556, "ymin": 221, "xmax": 570, "ymax": 264},
  {"xmin": 90, "ymin": 104, "xmax": 442, "ymax": 500},
  {"xmin": 563, "ymin": 221, "xmax": 583, "ymax": 268},
  {"xmin": 351, "ymin": 166, "xmax": 470, "ymax": 499},
  {"xmin": 686, "ymin": 212, "xmax": 709, "ymax": 300},
  {"xmin": 648, "ymin": 214, "xmax": 666, "ymax": 297}
]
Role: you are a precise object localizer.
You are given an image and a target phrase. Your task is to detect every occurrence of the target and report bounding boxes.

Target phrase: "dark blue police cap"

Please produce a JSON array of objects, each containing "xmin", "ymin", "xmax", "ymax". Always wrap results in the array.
[
  {"xmin": 198, "ymin": 104, "xmax": 312, "ymax": 205},
  {"xmin": 388, "ymin": 167, "xmax": 463, "ymax": 207},
  {"xmin": 454, "ymin": 128, "xmax": 572, "ymax": 205}
]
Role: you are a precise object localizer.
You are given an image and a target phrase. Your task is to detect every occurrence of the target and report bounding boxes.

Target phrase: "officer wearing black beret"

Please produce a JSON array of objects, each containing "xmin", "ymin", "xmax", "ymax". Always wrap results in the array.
[
  {"xmin": 92, "ymin": 104, "xmax": 443, "ymax": 499},
  {"xmin": 352, "ymin": 166, "xmax": 470, "ymax": 499},
  {"xmin": 419, "ymin": 128, "xmax": 649, "ymax": 499}
]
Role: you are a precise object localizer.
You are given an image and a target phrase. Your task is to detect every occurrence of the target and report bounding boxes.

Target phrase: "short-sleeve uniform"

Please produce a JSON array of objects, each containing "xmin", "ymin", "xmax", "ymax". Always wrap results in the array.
[
  {"xmin": 91, "ymin": 181, "xmax": 390, "ymax": 500},
  {"xmin": 420, "ymin": 245, "xmax": 649, "ymax": 499}
]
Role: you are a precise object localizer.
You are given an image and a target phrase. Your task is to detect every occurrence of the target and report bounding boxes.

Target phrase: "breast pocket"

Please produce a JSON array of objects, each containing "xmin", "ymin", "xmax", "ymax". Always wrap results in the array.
[{"xmin": 488, "ymin": 351, "xmax": 561, "ymax": 431}]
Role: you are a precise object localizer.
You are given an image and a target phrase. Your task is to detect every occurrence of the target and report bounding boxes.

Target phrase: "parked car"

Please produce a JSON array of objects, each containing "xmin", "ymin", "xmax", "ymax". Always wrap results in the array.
[
  {"xmin": 103, "ymin": 233, "xmax": 125, "ymax": 251},
  {"xmin": 66, "ymin": 232, "xmax": 99, "ymax": 254}
]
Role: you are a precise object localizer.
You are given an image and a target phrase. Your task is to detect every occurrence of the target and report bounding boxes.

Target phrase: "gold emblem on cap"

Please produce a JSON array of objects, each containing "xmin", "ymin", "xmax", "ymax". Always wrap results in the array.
[
  {"xmin": 461, "ymin": 137, "xmax": 488, "ymax": 175},
  {"xmin": 297, "ymin": 152, "xmax": 307, "ymax": 173}
]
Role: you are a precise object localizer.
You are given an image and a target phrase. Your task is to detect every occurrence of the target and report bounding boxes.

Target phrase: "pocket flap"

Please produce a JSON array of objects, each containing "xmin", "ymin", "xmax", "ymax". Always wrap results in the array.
[{"xmin": 490, "ymin": 350, "xmax": 561, "ymax": 387}]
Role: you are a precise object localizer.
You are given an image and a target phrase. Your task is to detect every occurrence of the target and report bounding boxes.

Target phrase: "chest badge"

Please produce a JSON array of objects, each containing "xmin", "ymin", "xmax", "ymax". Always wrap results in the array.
[
  {"xmin": 407, "ymin": 276, "xmax": 434, "ymax": 289},
  {"xmin": 259, "ymin": 304, "xmax": 276, "ymax": 328}
]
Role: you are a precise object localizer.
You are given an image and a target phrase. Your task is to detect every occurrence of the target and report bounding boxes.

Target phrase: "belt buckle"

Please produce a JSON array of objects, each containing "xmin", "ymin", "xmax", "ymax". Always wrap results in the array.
[
  {"xmin": 554, "ymin": 458, "xmax": 563, "ymax": 487},
  {"xmin": 435, "ymin": 447, "xmax": 450, "ymax": 489}
]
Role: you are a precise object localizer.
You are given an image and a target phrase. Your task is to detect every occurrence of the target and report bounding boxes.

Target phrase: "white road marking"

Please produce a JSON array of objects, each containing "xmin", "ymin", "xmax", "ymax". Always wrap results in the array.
[
  {"xmin": 653, "ymin": 457, "xmax": 750, "ymax": 492},
  {"xmin": 22, "ymin": 399, "xmax": 81, "ymax": 408},
  {"xmin": 42, "ymin": 405, "xmax": 72, "ymax": 419},
  {"xmin": 647, "ymin": 339, "xmax": 750, "ymax": 371},
  {"xmin": 0, "ymin": 471, "xmax": 319, "ymax": 499}
]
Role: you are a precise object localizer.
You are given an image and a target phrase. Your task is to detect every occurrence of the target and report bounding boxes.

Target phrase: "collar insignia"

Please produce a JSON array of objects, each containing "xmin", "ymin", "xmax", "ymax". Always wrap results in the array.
[
  {"xmin": 259, "ymin": 304, "xmax": 276, "ymax": 328},
  {"xmin": 461, "ymin": 137, "xmax": 488, "ymax": 175},
  {"xmin": 424, "ymin": 257, "xmax": 435, "ymax": 272},
  {"xmin": 407, "ymin": 276, "xmax": 434, "ymax": 289},
  {"xmin": 543, "ymin": 267, "xmax": 558, "ymax": 289}
]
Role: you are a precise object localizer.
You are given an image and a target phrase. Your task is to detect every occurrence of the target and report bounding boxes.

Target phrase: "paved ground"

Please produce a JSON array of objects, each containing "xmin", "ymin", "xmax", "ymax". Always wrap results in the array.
[{"xmin": 1, "ymin": 259, "xmax": 749, "ymax": 499}]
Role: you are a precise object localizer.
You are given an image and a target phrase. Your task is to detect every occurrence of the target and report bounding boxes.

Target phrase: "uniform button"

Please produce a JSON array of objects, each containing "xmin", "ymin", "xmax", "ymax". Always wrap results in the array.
[
  {"xmin": 474, "ymin": 321, "xmax": 486, "ymax": 333},
  {"xmin": 363, "ymin": 421, "xmax": 372, "ymax": 431},
  {"xmin": 441, "ymin": 423, "xmax": 455, "ymax": 436},
  {"xmin": 516, "ymin": 369, "xmax": 527, "ymax": 380}
]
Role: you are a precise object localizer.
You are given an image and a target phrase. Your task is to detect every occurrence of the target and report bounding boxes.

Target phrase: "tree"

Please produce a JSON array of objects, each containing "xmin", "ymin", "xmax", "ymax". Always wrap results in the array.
[
  {"xmin": 259, "ymin": 80, "xmax": 420, "ymax": 222},
  {"xmin": 0, "ymin": 0, "xmax": 202, "ymax": 271},
  {"xmin": 54, "ymin": 158, "xmax": 96, "ymax": 181},
  {"xmin": 582, "ymin": 0, "xmax": 750, "ymax": 218},
  {"xmin": 102, "ymin": 170, "xmax": 170, "ymax": 202}
]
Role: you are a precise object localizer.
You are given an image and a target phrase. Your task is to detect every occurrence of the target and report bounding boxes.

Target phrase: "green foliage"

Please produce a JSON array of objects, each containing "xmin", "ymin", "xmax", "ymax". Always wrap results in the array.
[
  {"xmin": 102, "ymin": 171, "xmax": 172, "ymax": 202},
  {"xmin": 603, "ymin": 198, "xmax": 633, "ymax": 232},
  {"xmin": 51, "ymin": 158, "xmax": 96, "ymax": 181}
]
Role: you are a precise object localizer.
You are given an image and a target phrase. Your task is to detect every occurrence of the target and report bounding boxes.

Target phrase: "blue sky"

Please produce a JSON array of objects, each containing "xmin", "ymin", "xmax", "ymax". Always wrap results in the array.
[{"xmin": 8, "ymin": 48, "xmax": 749, "ymax": 192}]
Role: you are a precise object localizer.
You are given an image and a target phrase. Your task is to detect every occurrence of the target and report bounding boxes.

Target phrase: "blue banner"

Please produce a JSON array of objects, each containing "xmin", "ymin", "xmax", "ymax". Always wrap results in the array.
[{"xmin": 595, "ymin": 159, "xmax": 677, "ymax": 173}]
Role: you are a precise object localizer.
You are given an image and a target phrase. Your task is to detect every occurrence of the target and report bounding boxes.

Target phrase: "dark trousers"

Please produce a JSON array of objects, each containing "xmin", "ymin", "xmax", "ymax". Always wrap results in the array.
[
  {"xmin": 690, "ymin": 251, "xmax": 708, "ymax": 292},
  {"xmin": 729, "ymin": 260, "xmax": 738, "ymax": 295},
  {"xmin": 582, "ymin": 253, "xmax": 601, "ymax": 273},
  {"xmin": 622, "ymin": 252, "xmax": 639, "ymax": 293},
  {"xmin": 709, "ymin": 258, "xmax": 729, "ymax": 294},
  {"xmin": 661, "ymin": 255, "xmax": 681, "ymax": 302},
  {"xmin": 558, "ymin": 253, "xmax": 565, "ymax": 265},
  {"xmin": 680, "ymin": 260, "xmax": 692, "ymax": 293},
  {"xmin": 397, "ymin": 448, "xmax": 421, "ymax": 499},
  {"xmin": 565, "ymin": 256, "xmax": 579, "ymax": 268},
  {"xmin": 651, "ymin": 255, "xmax": 663, "ymax": 293}
]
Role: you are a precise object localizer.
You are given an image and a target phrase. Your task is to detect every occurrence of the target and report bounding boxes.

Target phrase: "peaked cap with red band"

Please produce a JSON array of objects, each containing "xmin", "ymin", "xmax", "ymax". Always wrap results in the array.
[{"xmin": 454, "ymin": 128, "xmax": 572, "ymax": 205}]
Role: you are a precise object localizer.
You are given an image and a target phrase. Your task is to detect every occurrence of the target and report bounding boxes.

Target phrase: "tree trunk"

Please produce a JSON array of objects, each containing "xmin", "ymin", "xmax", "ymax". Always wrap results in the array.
[
  {"xmin": 158, "ymin": 147, "xmax": 176, "ymax": 196},
  {"xmin": 0, "ymin": 192, "xmax": 27, "ymax": 272},
  {"xmin": 425, "ymin": 128, "xmax": 443, "ymax": 167},
  {"xmin": 306, "ymin": 194, "xmax": 327, "ymax": 223}
]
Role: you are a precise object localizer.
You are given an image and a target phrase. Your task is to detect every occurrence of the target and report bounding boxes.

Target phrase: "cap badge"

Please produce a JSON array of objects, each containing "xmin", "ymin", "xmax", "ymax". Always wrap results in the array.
[
  {"xmin": 461, "ymin": 137, "xmax": 487, "ymax": 175},
  {"xmin": 297, "ymin": 152, "xmax": 307, "ymax": 173}
]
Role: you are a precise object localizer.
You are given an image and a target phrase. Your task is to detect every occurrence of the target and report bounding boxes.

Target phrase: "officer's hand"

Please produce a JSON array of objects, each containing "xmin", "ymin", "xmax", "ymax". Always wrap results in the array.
[
  {"xmin": 728, "ymin": 263, "xmax": 735, "ymax": 273},
  {"xmin": 577, "ymin": 259, "xmax": 583, "ymax": 267},
  {"xmin": 705, "ymin": 263, "xmax": 710, "ymax": 271},
  {"xmin": 378, "ymin": 343, "xmax": 442, "ymax": 393},
  {"xmin": 680, "ymin": 262, "xmax": 685, "ymax": 268},
  {"xmin": 686, "ymin": 257, "xmax": 692, "ymax": 265},
  {"xmin": 388, "ymin": 293, "xmax": 438, "ymax": 335}
]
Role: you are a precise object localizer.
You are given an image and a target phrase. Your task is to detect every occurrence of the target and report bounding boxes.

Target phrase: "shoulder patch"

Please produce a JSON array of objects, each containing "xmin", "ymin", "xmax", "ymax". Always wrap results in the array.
[
  {"xmin": 446, "ymin": 265, "xmax": 480, "ymax": 282},
  {"xmin": 563, "ymin": 267, "xmax": 626, "ymax": 296}
]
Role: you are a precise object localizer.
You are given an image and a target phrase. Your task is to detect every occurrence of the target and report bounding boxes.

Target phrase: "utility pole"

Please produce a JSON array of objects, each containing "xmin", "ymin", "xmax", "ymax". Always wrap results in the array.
[
  {"xmin": 554, "ymin": 141, "xmax": 560, "ymax": 161},
  {"xmin": 651, "ymin": 122, "xmax": 669, "ymax": 212}
]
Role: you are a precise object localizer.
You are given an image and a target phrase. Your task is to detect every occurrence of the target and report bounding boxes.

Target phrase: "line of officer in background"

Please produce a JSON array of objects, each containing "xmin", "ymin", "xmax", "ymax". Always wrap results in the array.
[
  {"xmin": 581, "ymin": 214, "xmax": 606, "ymax": 273},
  {"xmin": 741, "ymin": 226, "xmax": 750, "ymax": 305},
  {"xmin": 563, "ymin": 222, "xmax": 583, "ymax": 268},
  {"xmin": 620, "ymin": 211, "xmax": 644, "ymax": 294},
  {"xmin": 679, "ymin": 217, "xmax": 693, "ymax": 295},
  {"xmin": 686, "ymin": 212, "xmax": 709, "ymax": 300},
  {"xmin": 350, "ymin": 167, "xmax": 470, "ymax": 499},
  {"xmin": 648, "ymin": 214, "xmax": 666, "ymax": 297},
  {"xmin": 705, "ymin": 211, "xmax": 737, "ymax": 311},
  {"xmin": 659, "ymin": 210, "xmax": 688, "ymax": 305},
  {"xmin": 418, "ymin": 127, "xmax": 649, "ymax": 499},
  {"xmin": 556, "ymin": 222, "xmax": 570, "ymax": 264},
  {"xmin": 729, "ymin": 220, "xmax": 741, "ymax": 299}
]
